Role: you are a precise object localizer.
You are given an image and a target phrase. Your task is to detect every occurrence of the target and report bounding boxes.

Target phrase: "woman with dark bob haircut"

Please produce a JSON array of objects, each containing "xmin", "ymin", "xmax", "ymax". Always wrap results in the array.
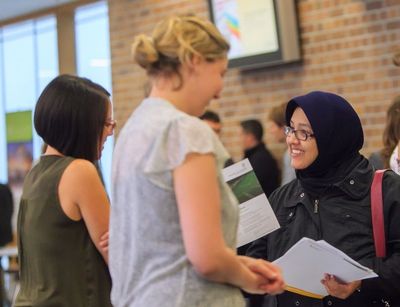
[
  {"xmin": 247, "ymin": 91, "xmax": 400, "ymax": 307},
  {"xmin": 15, "ymin": 75, "xmax": 114, "ymax": 307}
]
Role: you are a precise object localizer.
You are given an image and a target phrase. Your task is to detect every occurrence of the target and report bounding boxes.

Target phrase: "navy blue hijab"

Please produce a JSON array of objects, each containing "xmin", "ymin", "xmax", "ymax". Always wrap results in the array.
[{"xmin": 286, "ymin": 91, "xmax": 364, "ymax": 196}]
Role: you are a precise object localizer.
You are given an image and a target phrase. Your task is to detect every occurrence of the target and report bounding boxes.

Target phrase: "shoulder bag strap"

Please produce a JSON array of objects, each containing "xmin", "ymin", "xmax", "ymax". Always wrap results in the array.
[{"xmin": 371, "ymin": 169, "xmax": 388, "ymax": 258}]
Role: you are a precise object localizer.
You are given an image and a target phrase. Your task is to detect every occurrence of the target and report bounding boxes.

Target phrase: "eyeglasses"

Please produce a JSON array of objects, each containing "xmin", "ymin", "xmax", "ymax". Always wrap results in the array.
[
  {"xmin": 104, "ymin": 119, "xmax": 117, "ymax": 130},
  {"xmin": 284, "ymin": 126, "xmax": 314, "ymax": 141}
]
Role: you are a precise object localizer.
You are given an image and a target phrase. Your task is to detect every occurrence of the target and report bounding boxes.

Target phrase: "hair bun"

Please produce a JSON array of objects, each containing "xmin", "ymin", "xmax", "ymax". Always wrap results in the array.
[{"xmin": 131, "ymin": 34, "xmax": 159, "ymax": 69}]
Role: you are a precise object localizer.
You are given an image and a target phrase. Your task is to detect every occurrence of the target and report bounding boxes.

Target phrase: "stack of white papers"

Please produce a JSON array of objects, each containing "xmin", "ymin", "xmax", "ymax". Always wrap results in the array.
[
  {"xmin": 274, "ymin": 237, "xmax": 378, "ymax": 298},
  {"xmin": 223, "ymin": 159, "xmax": 280, "ymax": 247}
]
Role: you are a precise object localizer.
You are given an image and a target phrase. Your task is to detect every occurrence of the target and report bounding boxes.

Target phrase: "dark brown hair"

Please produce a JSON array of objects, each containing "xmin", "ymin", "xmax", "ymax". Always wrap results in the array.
[
  {"xmin": 200, "ymin": 110, "xmax": 221, "ymax": 123},
  {"xmin": 382, "ymin": 96, "xmax": 400, "ymax": 167},
  {"xmin": 240, "ymin": 119, "xmax": 264, "ymax": 142},
  {"xmin": 34, "ymin": 75, "xmax": 110, "ymax": 162}
]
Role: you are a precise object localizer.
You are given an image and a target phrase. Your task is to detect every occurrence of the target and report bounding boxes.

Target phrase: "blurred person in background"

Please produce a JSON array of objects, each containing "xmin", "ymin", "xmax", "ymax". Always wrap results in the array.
[
  {"xmin": 238, "ymin": 119, "xmax": 280, "ymax": 257},
  {"xmin": 200, "ymin": 110, "xmax": 223, "ymax": 135},
  {"xmin": 368, "ymin": 96, "xmax": 400, "ymax": 174},
  {"xmin": 0, "ymin": 183, "xmax": 13, "ymax": 249},
  {"xmin": 382, "ymin": 96, "xmax": 400, "ymax": 174},
  {"xmin": 387, "ymin": 51, "xmax": 400, "ymax": 173},
  {"xmin": 240, "ymin": 119, "xmax": 280, "ymax": 197},
  {"xmin": 268, "ymin": 103, "xmax": 296, "ymax": 186},
  {"xmin": 0, "ymin": 183, "xmax": 13, "ymax": 307},
  {"xmin": 200, "ymin": 110, "xmax": 234, "ymax": 166}
]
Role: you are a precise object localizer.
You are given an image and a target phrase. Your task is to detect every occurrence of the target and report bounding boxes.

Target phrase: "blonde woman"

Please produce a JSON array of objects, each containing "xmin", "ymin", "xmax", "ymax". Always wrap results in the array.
[
  {"xmin": 110, "ymin": 15, "xmax": 284, "ymax": 307},
  {"xmin": 268, "ymin": 103, "xmax": 296, "ymax": 186}
]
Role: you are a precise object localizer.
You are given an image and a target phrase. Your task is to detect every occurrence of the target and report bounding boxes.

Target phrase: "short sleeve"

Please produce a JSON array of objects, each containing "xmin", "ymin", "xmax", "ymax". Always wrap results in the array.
[{"xmin": 142, "ymin": 115, "xmax": 217, "ymax": 189}]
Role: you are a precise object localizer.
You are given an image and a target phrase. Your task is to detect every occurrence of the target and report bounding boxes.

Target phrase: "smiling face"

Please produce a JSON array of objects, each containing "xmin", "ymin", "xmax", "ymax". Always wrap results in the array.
[{"xmin": 287, "ymin": 107, "xmax": 319, "ymax": 170}]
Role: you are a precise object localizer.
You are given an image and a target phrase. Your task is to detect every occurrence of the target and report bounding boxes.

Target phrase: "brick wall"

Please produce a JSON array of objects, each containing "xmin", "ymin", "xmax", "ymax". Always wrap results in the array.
[{"xmin": 108, "ymin": 0, "xmax": 400, "ymax": 162}]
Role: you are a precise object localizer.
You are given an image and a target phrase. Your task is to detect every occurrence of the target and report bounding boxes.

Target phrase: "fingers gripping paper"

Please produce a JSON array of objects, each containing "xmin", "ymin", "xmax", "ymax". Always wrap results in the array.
[{"xmin": 274, "ymin": 237, "xmax": 378, "ymax": 298}]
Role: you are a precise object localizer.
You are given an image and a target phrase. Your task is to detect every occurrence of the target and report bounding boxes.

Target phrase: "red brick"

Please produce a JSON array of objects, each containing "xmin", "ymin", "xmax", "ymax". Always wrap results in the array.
[{"xmin": 109, "ymin": 0, "xmax": 400, "ymax": 160}]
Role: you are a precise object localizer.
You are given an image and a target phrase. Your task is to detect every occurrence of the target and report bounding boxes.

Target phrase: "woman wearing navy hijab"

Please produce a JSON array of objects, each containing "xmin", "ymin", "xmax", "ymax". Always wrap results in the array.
[{"xmin": 248, "ymin": 91, "xmax": 400, "ymax": 307}]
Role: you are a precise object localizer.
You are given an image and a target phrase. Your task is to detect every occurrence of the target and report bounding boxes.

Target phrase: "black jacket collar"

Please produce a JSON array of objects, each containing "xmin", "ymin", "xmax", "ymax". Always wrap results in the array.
[
  {"xmin": 333, "ymin": 158, "xmax": 374, "ymax": 200},
  {"xmin": 283, "ymin": 158, "xmax": 374, "ymax": 208}
]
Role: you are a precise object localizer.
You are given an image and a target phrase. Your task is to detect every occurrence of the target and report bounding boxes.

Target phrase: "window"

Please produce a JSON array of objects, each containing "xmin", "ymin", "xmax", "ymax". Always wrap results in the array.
[
  {"xmin": 75, "ymin": 1, "xmax": 113, "ymax": 195},
  {"xmin": 0, "ymin": 16, "xmax": 58, "ymax": 183},
  {"xmin": 0, "ymin": 30, "xmax": 5, "ymax": 182},
  {"xmin": 0, "ymin": 1, "xmax": 113, "ymax": 195}
]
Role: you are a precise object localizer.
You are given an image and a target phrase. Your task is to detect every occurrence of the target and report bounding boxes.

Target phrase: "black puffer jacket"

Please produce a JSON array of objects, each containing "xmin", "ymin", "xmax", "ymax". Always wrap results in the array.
[{"xmin": 247, "ymin": 159, "xmax": 400, "ymax": 307}]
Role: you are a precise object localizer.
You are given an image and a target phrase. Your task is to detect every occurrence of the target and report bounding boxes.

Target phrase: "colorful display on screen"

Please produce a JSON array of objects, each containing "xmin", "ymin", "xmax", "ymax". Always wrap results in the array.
[{"xmin": 211, "ymin": 0, "xmax": 279, "ymax": 60}]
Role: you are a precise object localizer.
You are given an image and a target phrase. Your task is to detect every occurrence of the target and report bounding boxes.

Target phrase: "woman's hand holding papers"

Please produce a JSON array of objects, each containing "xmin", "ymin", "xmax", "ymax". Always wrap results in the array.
[
  {"xmin": 321, "ymin": 274, "xmax": 361, "ymax": 299},
  {"xmin": 239, "ymin": 256, "xmax": 285, "ymax": 295}
]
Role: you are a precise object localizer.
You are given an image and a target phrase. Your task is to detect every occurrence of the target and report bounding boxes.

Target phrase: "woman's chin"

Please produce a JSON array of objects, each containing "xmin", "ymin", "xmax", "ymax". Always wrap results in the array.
[{"xmin": 291, "ymin": 161, "xmax": 307, "ymax": 170}]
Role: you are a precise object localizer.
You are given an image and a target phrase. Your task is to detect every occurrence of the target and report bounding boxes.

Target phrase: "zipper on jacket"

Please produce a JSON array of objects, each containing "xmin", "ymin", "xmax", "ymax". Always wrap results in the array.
[{"xmin": 314, "ymin": 199, "xmax": 319, "ymax": 214}]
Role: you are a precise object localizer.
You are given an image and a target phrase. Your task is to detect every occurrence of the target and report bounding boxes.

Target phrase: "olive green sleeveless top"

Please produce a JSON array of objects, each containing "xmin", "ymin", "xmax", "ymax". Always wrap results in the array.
[{"xmin": 15, "ymin": 155, "xmax": 112, "ymax": 307}]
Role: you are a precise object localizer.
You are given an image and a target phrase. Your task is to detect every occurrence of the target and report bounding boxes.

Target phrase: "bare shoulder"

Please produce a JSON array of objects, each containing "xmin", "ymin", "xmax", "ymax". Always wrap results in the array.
[
  {"xmin": 64, "ymin": 159, "xmax": 98, "ymax": 178},
  {"xmin": 61, "ymin": 159, "xmax": 102, "ymax": 194}
]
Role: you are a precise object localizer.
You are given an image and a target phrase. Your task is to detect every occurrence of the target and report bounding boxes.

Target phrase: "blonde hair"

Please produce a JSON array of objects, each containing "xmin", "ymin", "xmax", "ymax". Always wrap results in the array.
[
  {"xmin": 268, "ymin": 103, "xmax": 287, "ymax": 127},
  {"xmin": 131, "ymin": 15, "xmax": 229, "ymax": 82}
]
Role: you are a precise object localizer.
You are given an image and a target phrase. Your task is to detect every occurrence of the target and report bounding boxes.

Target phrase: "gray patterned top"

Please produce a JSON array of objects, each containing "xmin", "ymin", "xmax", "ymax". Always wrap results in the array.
[{"xmin": 110, "ymin": 97, "xmax": 245, "ymax": 307}]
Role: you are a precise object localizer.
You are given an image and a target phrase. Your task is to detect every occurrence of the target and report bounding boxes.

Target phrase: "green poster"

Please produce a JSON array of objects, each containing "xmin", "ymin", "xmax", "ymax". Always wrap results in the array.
[
  {"xmin": 6, "ymin": 111, "xmax": 33, "ymax": 142},
  {"xmin": 6, "ymin": 111, "xmax": 34, "ymax": 187}
]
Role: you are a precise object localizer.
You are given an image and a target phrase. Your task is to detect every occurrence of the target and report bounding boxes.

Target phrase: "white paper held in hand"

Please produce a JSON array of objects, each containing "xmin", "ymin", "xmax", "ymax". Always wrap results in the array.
[
  {"xmin": 222, "ymin": 158, "xmax": 280, "ymax": 247},
  {"xmin": 274, "ymin": 237, "xmax": 378, "ymax": 298}
]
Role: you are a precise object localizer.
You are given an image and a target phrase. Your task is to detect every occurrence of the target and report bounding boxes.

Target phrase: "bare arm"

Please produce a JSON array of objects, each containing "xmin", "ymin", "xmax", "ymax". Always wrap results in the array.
[
  {"xmin": 174, "ymin": 153, "xmax": 284, "ymax": 294},
  {"xmin": 59, "ymin": 159, "xmax": 110, "ymax": 263}
]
